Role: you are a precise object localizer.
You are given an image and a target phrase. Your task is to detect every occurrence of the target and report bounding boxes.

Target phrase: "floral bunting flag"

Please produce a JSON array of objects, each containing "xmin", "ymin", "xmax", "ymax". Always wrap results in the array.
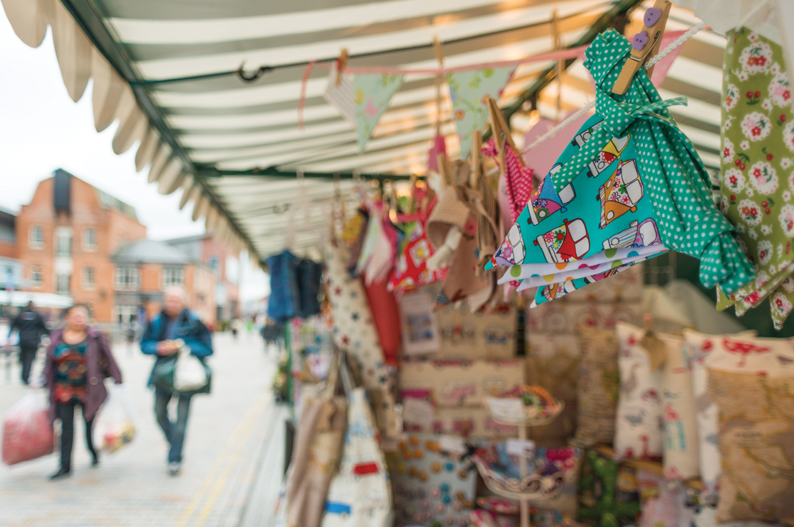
[
  {"xmin": 446, "ymin": 66, "xmax": 517, "ymax": 159},
  {"xmin": 353, "ymin": 73, "xmax": 404, "ymax": 152}
]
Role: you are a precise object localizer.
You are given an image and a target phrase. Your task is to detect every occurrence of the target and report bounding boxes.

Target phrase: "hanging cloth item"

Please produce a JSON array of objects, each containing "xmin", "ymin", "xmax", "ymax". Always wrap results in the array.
[
  {"xmin": 266, "ymin": 251, "xmax": 300, "ymax": 322},
  {"xmin": 486, "ymin": 139, "xmax": 534, "ymax": 225},
  {"xmin": 487, "ymin": 29, "xmax": 754, "ymax": 303},
  {"xmin": 342, "ymin": 207, "xmax": 369, "ymax": 276},
  {"xmin": 426, "ymin": 184, "xmax": 492, "ymax": 312},
  {"xmin": 387, "ymin": 188, "xmax": 447, "ymax": 298},
  {"xmin": 715, "ymin": 28, "xmax": 794, "ymax": 329},
  {"xmin": 486, "ymin": 111, "xmax": 668, "ymax": 305},
  {"xmin": 324, "ymin": 65, "xmax": 404, "ymax": 152},
  {"xmin": 550, "ymin": 29, "xmax": 754, "ymax": 296},
  {"xmin": 447, "ymin": 67, "xmax": 517, "ymax": 159},
  {"xmin": 326, "ymin": 243, "xmax": 398, "ymax": 438}
]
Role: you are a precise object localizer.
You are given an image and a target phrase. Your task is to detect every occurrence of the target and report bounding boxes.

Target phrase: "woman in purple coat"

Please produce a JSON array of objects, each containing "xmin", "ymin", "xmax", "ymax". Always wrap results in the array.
[{"xmin": 43, "ymin": 305, "xmax": 122, "ymax": 480}]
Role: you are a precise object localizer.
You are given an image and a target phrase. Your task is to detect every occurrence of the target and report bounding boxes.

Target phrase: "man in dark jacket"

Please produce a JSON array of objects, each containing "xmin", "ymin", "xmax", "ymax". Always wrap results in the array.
[
  {"xmin": 141, "ymin": 287, "xmax": 213, "ymax": 476},
  {"xmin": 8, "ymin": 302, "xmax": 49, "ymax": 384}
]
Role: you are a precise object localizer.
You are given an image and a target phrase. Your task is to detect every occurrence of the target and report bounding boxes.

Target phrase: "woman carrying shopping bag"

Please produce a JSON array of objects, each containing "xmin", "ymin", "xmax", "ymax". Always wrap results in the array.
[{"xmin": 43, "ymin": 304, "xmax": 122, "ymax": 480}]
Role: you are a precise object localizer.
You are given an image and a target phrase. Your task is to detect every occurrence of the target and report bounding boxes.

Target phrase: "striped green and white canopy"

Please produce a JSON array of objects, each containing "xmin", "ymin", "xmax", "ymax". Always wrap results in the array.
[{"xmin": 0, "ymin": 0, "xmax": 725, "ymax": 261}]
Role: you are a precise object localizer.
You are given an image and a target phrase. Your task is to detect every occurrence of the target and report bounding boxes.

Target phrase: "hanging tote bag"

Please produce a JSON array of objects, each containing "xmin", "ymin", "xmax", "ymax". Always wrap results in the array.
[{"xmin": 322, "ymin": 364, "xmax": 392, "ymax": 527}]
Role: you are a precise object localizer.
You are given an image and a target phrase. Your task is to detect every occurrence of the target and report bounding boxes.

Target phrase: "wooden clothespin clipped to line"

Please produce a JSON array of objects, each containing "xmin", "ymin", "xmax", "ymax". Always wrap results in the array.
[
  {"xmin": 335, "ymin": 48, "xmax": 349, "ymax": 86},
  {"xmin": 486, "ymin": 96, "xmax": 520, "ymax": 181},
  {"xmin": 551, "ymin": 10, "xmax": 564, "ymax": 116},
  {"xmin": 639, "ymin": 313, "xmax": 667, "ymax": 371},
  {"xmin": 612, "ymin": 0, "xmax": 671, "ymax": 95}
]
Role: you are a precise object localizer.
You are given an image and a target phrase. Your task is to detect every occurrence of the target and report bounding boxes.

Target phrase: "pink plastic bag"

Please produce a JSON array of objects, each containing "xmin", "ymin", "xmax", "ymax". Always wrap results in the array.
[{"xmin": 2, "ymin": 392, "xmax": 54, "ymax": 465}]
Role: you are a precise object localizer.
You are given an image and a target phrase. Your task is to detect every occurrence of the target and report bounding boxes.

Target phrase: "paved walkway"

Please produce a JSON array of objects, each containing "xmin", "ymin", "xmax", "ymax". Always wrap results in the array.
[{"xmin": 0, "ymin": 332, "xmax": 285, "ymax": 527}]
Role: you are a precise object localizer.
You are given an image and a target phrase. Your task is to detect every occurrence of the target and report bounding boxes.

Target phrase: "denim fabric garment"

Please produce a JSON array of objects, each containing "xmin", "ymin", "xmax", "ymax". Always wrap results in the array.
[
  {"xmin": 266, "ymin": 251, "xmax": 300, "ymax": 322},
  {"xmin": 296, "ymin": 258, "xmax": 323, "ymax": 318},
  {"xmin": 154, "ymin": 387, "xmax": 191, "ymax": 463}
]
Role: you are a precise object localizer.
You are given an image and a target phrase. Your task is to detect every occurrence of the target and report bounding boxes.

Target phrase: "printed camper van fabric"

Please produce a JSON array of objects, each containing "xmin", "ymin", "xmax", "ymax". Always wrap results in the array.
[
  {"xmin": 709, "ymin": 369, "xmax": 794, "ymax": 523},
  {"xmin": 716, "ymin": 29, "xmax": 794, "ymax": 329},
  {"xmin": 614, "ymin": 323, "xmax": 664, "ymax": 462},
  {"xmin": 486, "ymin": 112, "xmax": 667, "ymax": 306},
  {"xmin": 575, "ymin": 327, "xmax": 620, "ymax": 446},
  {"xmin": 550, "ymin": 29, "xmax": 754, "ymax": 297},
  {"xmin": 386, "ymin": 433, "xmax": 476, "ymax": 527}
]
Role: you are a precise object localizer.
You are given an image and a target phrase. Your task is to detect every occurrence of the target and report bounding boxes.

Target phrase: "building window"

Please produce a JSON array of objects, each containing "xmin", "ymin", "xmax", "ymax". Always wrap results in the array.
[
  {"xmin": 29, "ymin": 226, "xmax": 44, "ymax": 248},
  {"xmin": 209, "ymin": 255, "xmax": 220, "ymax": 276},
  {"xmin": 83, "ymin": 228, "xmax": 97, "ymax": 251},
  {"xmin": 56, "ymin": 273, "xmax": 70, "ymax": 295},
  {"xmin": 116, "ymin": 267, "xmax": 139, "ymax": 291},
  {"xmin": 56, "ymin": 230, "xmax": 72, "ymax": 257},
  {"xmin": 162, "ymin": 267, "xmax": 185, "ymax": 289},
  {"xmin": 30, "ymin": 265, "xmax": 43, "ymax": 287},
  {"xmin": 83, "ymin": 267, "xmax": 96, "ymax": 289}
]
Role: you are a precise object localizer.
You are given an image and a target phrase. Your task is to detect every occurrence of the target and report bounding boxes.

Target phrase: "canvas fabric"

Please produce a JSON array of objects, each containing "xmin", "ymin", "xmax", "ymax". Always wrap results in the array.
[
  {"xmin": 659, "ymin": 334, "xmax": 699, "ymax": 482},
  {"xmin": 614, "ymin": 323, "xmax": 664, "ymax": 461},
  {"xmin": 709, "ymin": 369, "xmax": 794, "ymax": 524},
  {"xmin": 715, "ymin": 29, "xmax": 794, "ymax": 329},
  {"xmin": 321, "ymin": 388, "xmax": 391, "ymax": 527},
  {"xmin": 575, "ymin": 326, "xmax": 620, "ymax": 446}
]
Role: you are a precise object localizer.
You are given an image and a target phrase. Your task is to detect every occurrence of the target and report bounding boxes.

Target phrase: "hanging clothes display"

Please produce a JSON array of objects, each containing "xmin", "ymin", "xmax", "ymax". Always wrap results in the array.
[
  {"xmin": 388, "ymin": 187, "xmax": 446, "ymax": 298},
  {"xmin": 266, "ymin": 251, "xmax": 301, "ymax": 322},
  {"xmin": 715, "ymin": 28, "xmax": 794, "ymax": 329},
  {"xmin": 487, "ymin": 29, "xmax": 754, "ymax": 306}
]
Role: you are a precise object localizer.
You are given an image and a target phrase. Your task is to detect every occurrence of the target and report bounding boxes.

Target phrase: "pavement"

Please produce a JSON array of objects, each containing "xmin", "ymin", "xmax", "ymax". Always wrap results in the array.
[{"xmin": 0, "ymin": 331, "xmax": 286, "ymax": 527}]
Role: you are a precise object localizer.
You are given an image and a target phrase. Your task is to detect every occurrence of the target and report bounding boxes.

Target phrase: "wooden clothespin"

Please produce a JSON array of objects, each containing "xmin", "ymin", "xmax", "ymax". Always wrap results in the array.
[
  {"xmin": 469, "ymin": 130, "xmax": 483, "ymax": 188},
  {"xmin": 612, "ymin": 0, "xmax": 671, "ymax": 95},
  {"xmin": 551, "ymin": 10, "xmax": 564, "ymax": 116},
  {"xmin": 486, "ymin": 96, "xmax": 517, "ymax": 154},
  {"xmin": 436, "ymin": 152, "xmax": 451, "ymax": 186},
  {"xmin": 335, "ymin": 48, "xmax": 349, "ymax": 86}
]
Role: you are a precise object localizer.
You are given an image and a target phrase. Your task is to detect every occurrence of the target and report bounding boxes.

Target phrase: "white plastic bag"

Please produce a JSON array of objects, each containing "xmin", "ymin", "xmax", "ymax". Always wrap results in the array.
[
  {"xmin": 94, "ymin": 384, "xmax": 135, "ymax": 453},
  {"xmin": 174, "ymin": 346, "xmax": 208, "ymax": 392},
  {"xmin": 2, "ymin": 391, "xmax": 54, "ymax": 465}
]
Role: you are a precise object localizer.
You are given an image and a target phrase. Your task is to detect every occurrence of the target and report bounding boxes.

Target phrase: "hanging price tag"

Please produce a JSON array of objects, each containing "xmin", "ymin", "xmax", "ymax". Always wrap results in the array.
[
  {"xmin": 506, "ymin": 438, "xmax": 536, "ymax": 458},
  {"xmin": 486, "ymin": 397, "xmax": 524, "ymax": 421},
  {"xmin": 402, "ymin": 398, "xmax": 435, "ymax": 429},
  {"xmin": 439, "ymin": 435, "xmax": 467, "ymax": 455}
]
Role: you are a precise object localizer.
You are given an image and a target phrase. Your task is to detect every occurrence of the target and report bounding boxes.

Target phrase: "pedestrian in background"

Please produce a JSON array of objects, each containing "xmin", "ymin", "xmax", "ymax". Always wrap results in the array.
[
  {"xmin": 141, "ymin": 286, "xmax": 213, "ymax": 476},
  {"xmin": 43, "ymin": 304, "xmax": 123, "ymax": 480},
  {"xmin": 230, "ymin": 317, "xmax": 242, "ymax": 339},
  {"xmin": 8, "ymin": 301, "xmax": 49, "ymax": 384}
]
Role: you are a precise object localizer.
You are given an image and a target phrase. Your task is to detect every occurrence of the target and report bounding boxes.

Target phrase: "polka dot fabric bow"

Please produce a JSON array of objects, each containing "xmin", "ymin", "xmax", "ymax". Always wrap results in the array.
[{"xmin": 553, "ymin": 29, "xmax": 754, "ymax": 295}]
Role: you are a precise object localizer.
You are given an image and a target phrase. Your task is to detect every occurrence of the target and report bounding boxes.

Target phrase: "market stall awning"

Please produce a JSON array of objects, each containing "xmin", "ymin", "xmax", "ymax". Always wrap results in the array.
[{"xmin": 0, "ymin": 0, "xmax": 726, "ymax": 260}]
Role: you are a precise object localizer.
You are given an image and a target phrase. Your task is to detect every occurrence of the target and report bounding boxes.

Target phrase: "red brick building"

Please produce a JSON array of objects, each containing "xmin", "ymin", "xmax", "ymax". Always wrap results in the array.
[
  {"xmin": 112, "ymin": 239, "xmax": 216, "ymax": 326},
  {"xmin": 166, "ymin": 234, "xmax": 240, "ymax": 323},
  {"xmin": 15, "ymin": 169, "xmax": 147, "ymax": 322}
]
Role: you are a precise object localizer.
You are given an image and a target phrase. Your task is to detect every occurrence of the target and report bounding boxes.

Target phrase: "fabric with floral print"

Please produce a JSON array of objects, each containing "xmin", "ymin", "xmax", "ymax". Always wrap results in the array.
[
  {"xmin": 446, "ymin": 66, "xmax": 516, "ymax": 159},
  {"xmin": 353, "ymin": 74, "xmax": 404, "ymax": 152},
  {"xmin": 717, "ymin": 29, "xmax": 794, "ymax": 329}
]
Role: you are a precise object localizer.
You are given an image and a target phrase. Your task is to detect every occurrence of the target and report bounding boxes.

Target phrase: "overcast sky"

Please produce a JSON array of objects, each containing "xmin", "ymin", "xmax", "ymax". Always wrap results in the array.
[{"xmin": 0, "ymin": 14, "xmax": 269, "ymax": 302}]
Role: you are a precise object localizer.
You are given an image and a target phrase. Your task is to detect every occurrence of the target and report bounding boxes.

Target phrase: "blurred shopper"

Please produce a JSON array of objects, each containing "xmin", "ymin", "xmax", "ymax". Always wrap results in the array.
[
  {"xmin": 43, "ymin": 305, "xmax": 122, "ymax": 480},
  {"xmin": 230, "ymin": 317, "xmax": 242, "ymax": 339},
  {"xmin": 141, "ymin": 286, "xmax": 213, "ymax": 476},
  {"xmin": 9, "ymin": 301, "xmax": 49, "ymax": 384}
]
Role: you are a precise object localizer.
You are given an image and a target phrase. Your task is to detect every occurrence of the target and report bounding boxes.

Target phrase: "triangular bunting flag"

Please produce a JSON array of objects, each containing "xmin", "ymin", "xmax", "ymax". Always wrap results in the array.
[
  {"xmin": 324, "ymin": 68, "xmax": 404, "ymax": 152},
  {"xmin": 446, "ymin": 66, "xmax": 516, "ymax": 159},
  {"xmin": 353, "ymin": 74, "xmax": 404, "ymax": 152}
]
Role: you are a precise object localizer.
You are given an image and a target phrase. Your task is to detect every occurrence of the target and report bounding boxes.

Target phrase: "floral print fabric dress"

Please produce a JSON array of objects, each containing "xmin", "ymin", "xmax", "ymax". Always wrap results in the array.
[{"xmin": 717, "ymin": 29, "xmax": 794, "ymax": 329}]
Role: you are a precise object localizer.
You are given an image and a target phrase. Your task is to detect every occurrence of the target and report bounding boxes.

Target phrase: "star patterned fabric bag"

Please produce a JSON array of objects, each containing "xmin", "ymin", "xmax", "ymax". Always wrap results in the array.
[{"xmin": 716, "ymin": 28, "xmax": 794, "ymax": 329}]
